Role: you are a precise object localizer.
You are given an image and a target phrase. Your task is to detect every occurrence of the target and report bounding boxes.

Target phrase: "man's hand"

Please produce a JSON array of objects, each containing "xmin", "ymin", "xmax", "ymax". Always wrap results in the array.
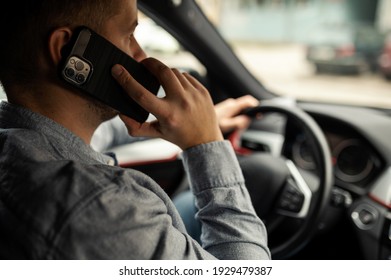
[
  {"xmin": 215, "ymin": 95, "xmax": 259, "ymax": 134},
  {"xmin": 111, "ymin": 58, "xmax": 223, "ymax": 150}
]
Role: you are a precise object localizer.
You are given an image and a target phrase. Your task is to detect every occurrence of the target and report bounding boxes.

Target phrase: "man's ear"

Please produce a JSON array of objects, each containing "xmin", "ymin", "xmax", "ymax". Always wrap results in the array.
[{"xmin": 48, "ymin": 27, "xmax": 73, "ymax": 65}]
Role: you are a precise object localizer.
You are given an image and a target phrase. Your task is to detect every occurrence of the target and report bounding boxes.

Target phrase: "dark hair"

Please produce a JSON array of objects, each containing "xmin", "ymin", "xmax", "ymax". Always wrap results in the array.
[{"xmin": 0, "ymin": 0, "xmax": 121, "ymax": 91}]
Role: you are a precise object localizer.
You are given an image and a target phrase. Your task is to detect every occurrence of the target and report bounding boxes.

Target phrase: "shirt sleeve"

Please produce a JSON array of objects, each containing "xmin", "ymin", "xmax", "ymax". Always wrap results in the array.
[
  {"xmin": 50, "ymin": 142, "xmax": 270, "ymax": 260},
  {"xmin": 181, "ymin": 140, "xmax": 271, "ymax": 259}
]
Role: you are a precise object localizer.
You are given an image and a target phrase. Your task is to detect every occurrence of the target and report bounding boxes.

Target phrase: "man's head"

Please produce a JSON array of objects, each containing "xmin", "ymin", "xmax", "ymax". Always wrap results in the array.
[{"xmin": 0, "ymin": 0, "xmax": 145, "ymax": 94}]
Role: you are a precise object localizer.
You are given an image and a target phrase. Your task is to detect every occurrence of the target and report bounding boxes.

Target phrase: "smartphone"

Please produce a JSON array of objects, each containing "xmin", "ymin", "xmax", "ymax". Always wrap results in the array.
[{"xmin": 60, "ymin": 26, "xmax": 160, "ymax": 123}]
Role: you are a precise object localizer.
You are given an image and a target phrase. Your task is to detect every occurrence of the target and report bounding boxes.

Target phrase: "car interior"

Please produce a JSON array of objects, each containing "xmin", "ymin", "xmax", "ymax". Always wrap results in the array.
[
  {"xmin": 1, "ymin": 0, "xmax": 390, "ymax": 260},
  {"xmin": 133, "ymin": 0, "xmax": 391, "ymax": 260}
]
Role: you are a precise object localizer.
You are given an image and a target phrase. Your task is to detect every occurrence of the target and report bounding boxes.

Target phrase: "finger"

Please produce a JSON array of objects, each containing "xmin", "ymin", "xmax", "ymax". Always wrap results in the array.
[
  {"xmin": 141, "ymin": 58, "xmax": 184, "ymax": 95},
  {"xmin": 236, "ymin": 95, "xmax": 260, "ymax": 109},
  {"xmin": 224, "ymin": 95, "xmax": 260, "ymax": 116},
  {"xmin": 220, "ymin": 115, "xmax": 252, "ymax": 133},
  {"xmin": 119, "ymin": 114, "xmax": 162, "ymax": 138},
  {"xmin": 171, "ymin": 68, "xmax": 191, "ymax": 89},
  {"xmin": 111, "ymin": 64, "xmax": 166, "ymax": 117},
  {"xmin": 182, "ymin": 72, "xmax": 208, "ymax": 93},
  {"xmin": 232, "ymin": 115, "xmax": 252, "ymax": 129}
]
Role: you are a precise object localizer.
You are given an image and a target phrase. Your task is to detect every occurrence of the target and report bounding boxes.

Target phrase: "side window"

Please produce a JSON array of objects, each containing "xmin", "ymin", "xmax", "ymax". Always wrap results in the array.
[
  {"xmin": 0, "ymin": 85, "xmax": 6, "ymax": 100},
  {"xmin": 136, "ymin": 12, "xmax": 206, "ymax": 77}
]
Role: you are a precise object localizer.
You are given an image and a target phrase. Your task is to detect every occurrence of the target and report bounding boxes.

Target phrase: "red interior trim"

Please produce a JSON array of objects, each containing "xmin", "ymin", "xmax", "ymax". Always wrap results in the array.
[
  {"xmin": 228, "ymin": 130, "xmax": 253, "ymax": 156},
  {"xmin": 369, "ymin": 193, "xmax": 391, "ymax": 210}
]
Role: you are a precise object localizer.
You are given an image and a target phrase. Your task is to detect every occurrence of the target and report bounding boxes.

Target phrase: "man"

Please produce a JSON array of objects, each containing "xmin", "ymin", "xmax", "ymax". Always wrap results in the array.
[{"xmin": 0, "ymin": 0, "xmax": 270, "ymax": 259}]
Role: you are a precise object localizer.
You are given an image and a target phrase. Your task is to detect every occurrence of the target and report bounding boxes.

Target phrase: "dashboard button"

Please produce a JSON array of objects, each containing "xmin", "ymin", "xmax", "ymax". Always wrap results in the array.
[
  {"xmin": 351, "ymin": 204, "xmax": 378, "ymax": 230},
  {"xmin": 331, "ymin": 187, "xmax": 352, "ymax": 208},
  {"xmin": 277, "ymin": 179, "xmax": 304, "ymax": 213},
  {"xmin": 359, "ymin": 209, "xmax": 375, "ymax": 225}
]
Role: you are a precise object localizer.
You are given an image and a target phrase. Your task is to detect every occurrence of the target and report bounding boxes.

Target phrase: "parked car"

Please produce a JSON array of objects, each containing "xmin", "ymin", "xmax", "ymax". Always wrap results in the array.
[
  {"xmin": 306, "ymin": 23, "xmax": 384, "ymax": 74},
  {"xmin": 379, "ymin": 31, "xmax": 391, "ymax": 80}
]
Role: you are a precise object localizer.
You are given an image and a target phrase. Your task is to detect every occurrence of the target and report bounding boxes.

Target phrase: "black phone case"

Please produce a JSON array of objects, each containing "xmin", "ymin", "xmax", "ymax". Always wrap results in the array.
[{"xmin": 60, "ymin": 27, "xmax": 160, "ymax": 123}]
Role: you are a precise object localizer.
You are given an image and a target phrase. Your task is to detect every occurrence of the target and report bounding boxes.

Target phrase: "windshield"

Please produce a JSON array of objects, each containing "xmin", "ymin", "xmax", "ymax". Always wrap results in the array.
[{"xmin": 194, "ymin": 0, "xmax": 391, "ymax": 109}]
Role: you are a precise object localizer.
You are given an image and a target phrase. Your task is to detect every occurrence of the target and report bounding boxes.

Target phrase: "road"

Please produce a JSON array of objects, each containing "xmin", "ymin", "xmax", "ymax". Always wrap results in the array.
[{"xmin": 234, "ymin": 43, "xmax": 391, "ymax": 109}]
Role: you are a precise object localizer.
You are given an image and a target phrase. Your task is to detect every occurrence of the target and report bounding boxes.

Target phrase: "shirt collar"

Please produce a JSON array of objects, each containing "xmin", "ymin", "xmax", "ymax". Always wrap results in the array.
[{"xmin": 0, "ymin": 101, "xmax": 114, "ymax": 165}]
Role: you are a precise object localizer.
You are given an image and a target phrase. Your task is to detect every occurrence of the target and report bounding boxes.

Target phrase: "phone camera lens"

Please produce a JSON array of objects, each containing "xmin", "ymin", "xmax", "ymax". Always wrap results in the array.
[
  {"xmin": 75, "ymin": 73, "xmax": 86, "ymax": 84},
  {"xmin": 75, "ymin": 60, "xmax": 85, "ymax": 71},
  {"xmin": 65, "ymin": 67, "xmax": 75, "ymax": 78}
]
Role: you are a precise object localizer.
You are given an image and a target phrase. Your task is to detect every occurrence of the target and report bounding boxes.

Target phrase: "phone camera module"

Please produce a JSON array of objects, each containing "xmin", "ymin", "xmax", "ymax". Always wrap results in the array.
[{"xmin": 63, "ymin": 56, "xmax": 91, "ymax": 85}]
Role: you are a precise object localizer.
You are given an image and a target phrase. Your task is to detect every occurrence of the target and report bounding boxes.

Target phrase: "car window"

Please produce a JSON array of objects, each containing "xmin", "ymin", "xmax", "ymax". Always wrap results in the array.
[
  {"xmin": 191, "ymin": 0, "xmax": 391, "ymax": 109},
  {"xmin": 0, "ymin": 85, "xmax": 5, "ymax": 100},
  {"xmin": 136, "ymin": 13, "xmax": 206, "ymax": 77}
]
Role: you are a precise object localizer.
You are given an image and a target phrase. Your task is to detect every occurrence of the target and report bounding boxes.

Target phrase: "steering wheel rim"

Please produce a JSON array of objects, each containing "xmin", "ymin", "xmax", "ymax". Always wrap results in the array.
[{"xmin": 242, "ymin": 101, "xmax": 333, "ymax": 259}]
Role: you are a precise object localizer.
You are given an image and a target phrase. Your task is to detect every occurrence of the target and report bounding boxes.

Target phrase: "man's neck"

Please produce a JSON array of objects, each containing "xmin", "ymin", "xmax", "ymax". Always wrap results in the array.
[{"xmin": 7, "ymin": 85, "xmax": 108, "ymax": 144}]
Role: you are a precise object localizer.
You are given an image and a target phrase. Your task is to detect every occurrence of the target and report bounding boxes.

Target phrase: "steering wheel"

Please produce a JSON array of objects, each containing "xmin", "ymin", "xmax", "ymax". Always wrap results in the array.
[{"xmin": 237, "ymin": 100, "xmax": 333, "ymax": 259}]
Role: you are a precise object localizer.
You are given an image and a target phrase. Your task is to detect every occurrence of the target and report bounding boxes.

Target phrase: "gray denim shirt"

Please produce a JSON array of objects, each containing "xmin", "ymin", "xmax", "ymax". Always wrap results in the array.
[{"xmin": 0, "ymin": 101, "xmax": 270, "ymax": 260}]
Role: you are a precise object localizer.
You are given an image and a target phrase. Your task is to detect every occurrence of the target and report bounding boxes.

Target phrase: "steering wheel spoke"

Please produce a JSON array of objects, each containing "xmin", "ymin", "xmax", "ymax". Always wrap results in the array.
[{"xmin": 276, "ymin": 160, "xmax": 312, "ymax": 218}]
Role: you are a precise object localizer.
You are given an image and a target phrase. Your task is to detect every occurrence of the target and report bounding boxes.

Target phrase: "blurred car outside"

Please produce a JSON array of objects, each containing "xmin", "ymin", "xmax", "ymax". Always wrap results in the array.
[
  {"xmin": 378, "ymin": 31, "xmax": 391, "ymax": 80},
  {"xmin": 306, "ymin": 23, "xmax": 384, "ymax": 75}
]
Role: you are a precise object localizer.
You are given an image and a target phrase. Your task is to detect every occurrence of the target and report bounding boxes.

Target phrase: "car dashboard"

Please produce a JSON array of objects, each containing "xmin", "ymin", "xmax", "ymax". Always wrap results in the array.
[
  {"xmin": 300, "ymin": 103, "xmax": 391, "ymax": 259},
  {"xmin": 242, "ymin": 102, "xmax": 391, "ymax": 259}
]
